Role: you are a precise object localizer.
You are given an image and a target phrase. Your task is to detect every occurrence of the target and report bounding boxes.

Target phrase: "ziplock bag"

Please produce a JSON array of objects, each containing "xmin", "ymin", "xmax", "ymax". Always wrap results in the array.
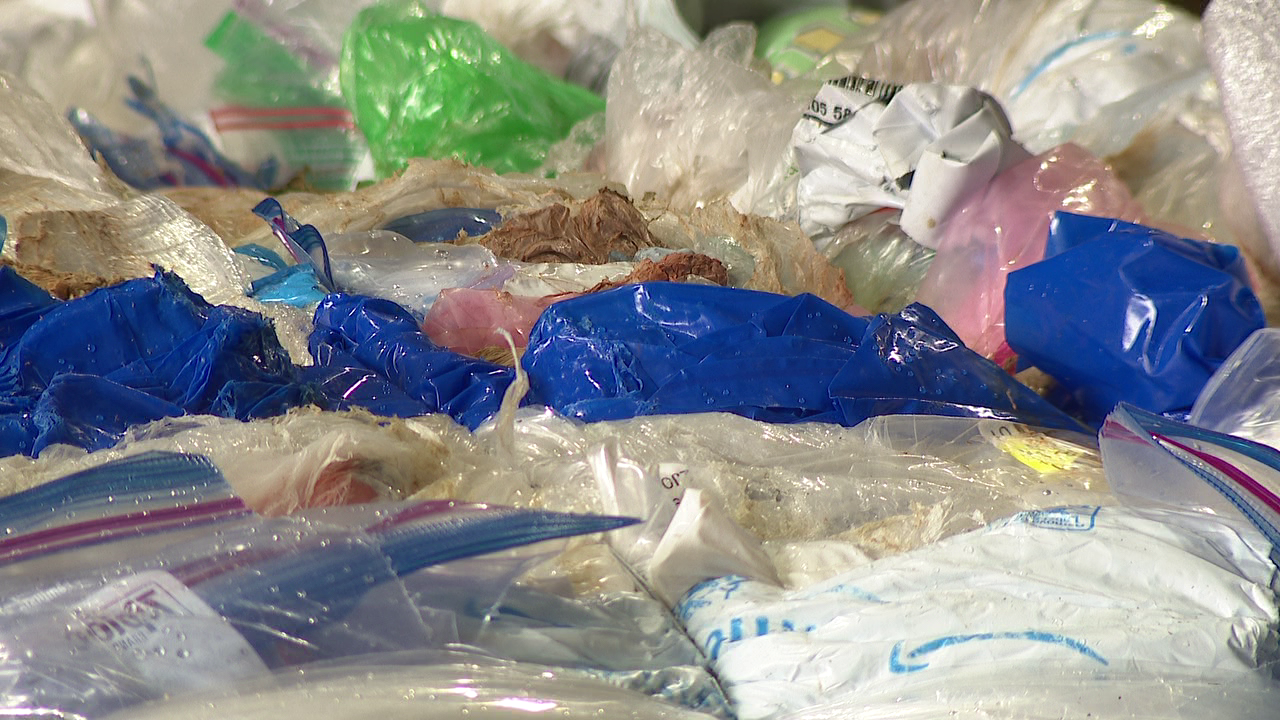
[
  {"xmin": 1006, "ymin": 212, "xmax": 1264, "ymax": 425},
  {"xmin": 0, "ymin": 499, "xmax": 637, "ymax": 717},
  {"xmin": 1190, "ymin": 328, "xmax": 1280, "ymax": 450},
  {"xmin": 0, "ymin": 451, "xmax": 250, "ymax": 571},
  {"xmin": 1100, "ymin": 403, "xmax": 1280, "ymax": 561}
]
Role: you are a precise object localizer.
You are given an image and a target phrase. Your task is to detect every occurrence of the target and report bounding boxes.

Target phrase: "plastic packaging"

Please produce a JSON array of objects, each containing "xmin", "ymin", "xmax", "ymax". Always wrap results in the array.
[
  {"xmin": 1101, "ymin": 403, "xmax": 1280, "ymax": 554},
  {"xmin": 109, "ymin": 653, "xmax": 721, "ymax": 719},
  {"xmin": 383, "ymin": 207, "xmax": 503, "ymax": 243},
  {"xmin": 755, "ymin": 6, "xmax": 879, "ymax": 83},
  {"xmin": 423, "ymin": 288, "xmax": 564, "ymax": 359},
  {"xmin": 843, "ymin": 0, "xmax": 1206, "ymax": 155},
  {"xmin": 605, "ymin": 24, "xmax": 811, "ymax": 219},
  {"xmin": 820, "ymin": 209, "xmax": 933, "ymax": 314},
  {"xmin": 677, "ymin": 501, "xmax": 1278, "ymax": 719},
  {"xmin": 0, "ymin": 451, "xmax": 250, "ymax": 567},
  {"xmin": 1190, "ymin": 329, "xmax": 1280, "ymax": 450},
  {"xmin": 0, "ymin": 500, "xmax": 637, "ymax": 717},
  {"xmin": 307, "ymin": 293, "xmax": 516, "ymax": 429},
  {"xmin": 913, "ymin": 143, "xmax": 1146, "ymax": 361},
  {"xmin": 0, "ymin": 270, "xmax": 317, "ymax": 457},
  {"xmin": 1006, "ymin": 212, "xmax": 1265, "ymax": 425},
  {"xmin": 0, "ymin": 408, "xmax": 471, "ymax": 518},
  {"xmin": 69, "ymin": 76, "xmax": 272, "ymax": 190},
  {"xmin": 521, "ymin": 283, "xmax": 1082, "ymax": 431},
  {"xmin": 793, "ymin": 79, "xmax": 1030, "ymax": 246},
  {"xmin": 340, "ymin": 2, "xmax": 605, "ymax": 177}
]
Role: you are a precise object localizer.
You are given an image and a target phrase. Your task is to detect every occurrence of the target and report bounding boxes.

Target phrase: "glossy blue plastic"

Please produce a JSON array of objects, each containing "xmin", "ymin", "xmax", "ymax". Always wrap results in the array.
[{"xmin": 1006, "ymin": 212, "xmax": 1265, "ymax": 425}]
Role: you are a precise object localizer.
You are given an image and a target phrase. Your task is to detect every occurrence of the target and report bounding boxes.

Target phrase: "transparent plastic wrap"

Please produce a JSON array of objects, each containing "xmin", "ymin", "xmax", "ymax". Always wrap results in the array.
[
  {"xmin": 0, "ymin": 408, "xmax": 473, "ymax": 517},
  {"xmin": 913, "ymin": 143, "xmax": 1146, "ymax": 361},
  {"xmin": 453, "ymin": 409, "xmax": 1106, "ymax": 568},
  {"xmin": 1190, "ymin": 329, "xmax": 1280, "ymax": 450},
  {"xmin": 0, "ymin": 499, "xmax": 637, "ymax": 717},
  {"xmin": 821, "ymin": 209, "xmax": 933, "ymax": 314},
  {"xmin": 168, "ymin": 159, "xmax": 854, "ymax": 308},
  {"xmin": 605, "ymin": 25, "xmax": 814, "ymax": 219},
  {"xmin": 109, "ymin": 651, "xmax": 721, "ymax": 719},
  {"xmin": 1205, "ymin": 0, "xmax": 1280, "ymax": 313}
]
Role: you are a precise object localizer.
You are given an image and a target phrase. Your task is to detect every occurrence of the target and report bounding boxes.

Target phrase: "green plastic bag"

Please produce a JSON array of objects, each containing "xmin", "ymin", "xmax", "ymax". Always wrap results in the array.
[{"xmin": 340, "ymin": 2, "xmax": 605, "ymax": 177}]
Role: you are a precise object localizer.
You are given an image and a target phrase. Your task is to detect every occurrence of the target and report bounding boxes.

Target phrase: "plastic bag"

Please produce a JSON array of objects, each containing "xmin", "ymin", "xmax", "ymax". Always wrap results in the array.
[
  {"xmin": 0, "ymin": 408, "xmax": 471, "ymax": 517},
  {"xmin": 843, "ymin": 0, "xmax": 1206, "ymax": 155},
  {"xmin": 676, "ymin": 501, "xmax": 1278, "ymax": 719},
  {"xmin": 69, "ymin": 76, "xmax": 273, "ymax": 190},
  {"xmin": 820, "ymin": 209, "xmax": 933, "ymax": 314},
  {"xmin": 423, "ymin": 288, "xmax": 564, "ymax": 359},
  {"xmin": 913, "ymin": 143, "xmax": 1146, "ymax": 361},
  {"xmin": 0, "ymin": 499, "xmax": 637, "ymax": 717},
  {"xmin": 1205, "ymin": 0, "xmax": 1280, "ymax": 312},
  {"xmin": 306, "ymin": 293, "xmax": 516, "ymax": 429},
  {"xmin": 605, "ymin": 25, "xmax": 812, "ymax": 219},
  {"xmin": 1190, "ymin": 329, "xmax": 1280, "ymax": 450},
  {"xmin": 109, "ymin": 651, "xmax": 721, "ymax": 719},
  {"xmin": 0, "ymin": 451, "xmax": 250, "ymax": 569},
  {"xmin": 0, "ymin": 270, "xmax": 318, "ymax": 458},
  {"xmin": 1006, "ymin": 212, "xmax": 1265, "ymax": 425},
  {"xmin": 340, "ymin": 1, "xmax": 605, "ymax": 177},
  {"xmin": 521, "ymin": 283, "xmax": 1082, "ymax": 431}
]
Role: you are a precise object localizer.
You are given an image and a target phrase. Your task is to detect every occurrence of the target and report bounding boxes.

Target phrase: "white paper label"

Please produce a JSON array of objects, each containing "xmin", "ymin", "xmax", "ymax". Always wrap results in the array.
[{"xmin": 70, "ymin": 571, "xmax": 268, "ymax": 693}]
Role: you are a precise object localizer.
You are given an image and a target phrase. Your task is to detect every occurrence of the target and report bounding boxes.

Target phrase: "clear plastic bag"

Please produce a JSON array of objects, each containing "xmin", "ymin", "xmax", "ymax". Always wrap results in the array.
[{"xmin": 1190, "ymin": 329, "xmax": 1280, "ymax": 450}]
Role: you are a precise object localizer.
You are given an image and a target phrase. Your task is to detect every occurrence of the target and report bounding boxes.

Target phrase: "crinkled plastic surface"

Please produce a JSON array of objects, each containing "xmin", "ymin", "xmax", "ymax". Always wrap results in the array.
[
  {"xmin": 0, "ymin": 500, "xmax": 636, "ymax": 717},
  {"xmin": 821, "ymin": 209, "xmax": 932, "ymax": 314},
  {"xmin": 0, "ymin": 270, "xmax": 318, "ymax": 457},
  {"xmin": 383, "ymin": 207, "xmax": 503, "ymax": 243},
  {"xmin": 1206, "ymin": 0, "xmax": 1280, "ymax": 289},
  {"xmin": 0, "ymin": 408, "xmax": 471, "ymax": 517},
  {"xmin": 1191, "ymin": 329, "xmax": 1280, "ymax": 451},
  {"xmin": 844, "ymin": 0, "xmax": 1206, "ymax": 154},
  {"xmin": 111, "ymin": 653, "xmax": 720, "ymax": 719},
  {"xmin": 340, "ymin": 2, "xmax": 605, "ymax": 176},
  {"xmin": 1007, "ymin": 212, "xmax": 1264, "ymax": 425},
  {"xmin": 678, "ymin": 504, "xmax": 1278, "ymax": 720},
  {"xmin": 307, "ymin": 293, "xmax": 516, "ymax": 429},
  {"xmin": 423, "ymin": 288, "xmax": 564, "ymax": 358},
  {"xmin": 914, "ymin": 143, "xmax": 1146, "ymax": 360},
  {"xmin": 605, "ymin": 25, "xmax": 812, "ymax": 219},
  {"xmin": 522, "ymin": 283, "xmax": 1081, "ymax": 431}
]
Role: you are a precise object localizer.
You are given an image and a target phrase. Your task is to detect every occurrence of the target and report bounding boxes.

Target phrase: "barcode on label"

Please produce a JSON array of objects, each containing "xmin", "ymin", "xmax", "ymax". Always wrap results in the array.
[{"xmin": 826, "ymin": 76, "xmax": 903, "ymax": 103}]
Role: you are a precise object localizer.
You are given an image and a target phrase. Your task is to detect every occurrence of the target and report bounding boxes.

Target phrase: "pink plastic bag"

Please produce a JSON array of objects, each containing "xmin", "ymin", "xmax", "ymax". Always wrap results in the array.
[
  {"xmin": 423, "ymin": 288, "xmax": 569, "ymax": 357},
  {"xmin": 914, "ymin": 143, "xmax": 1145, "ymax": 362}
]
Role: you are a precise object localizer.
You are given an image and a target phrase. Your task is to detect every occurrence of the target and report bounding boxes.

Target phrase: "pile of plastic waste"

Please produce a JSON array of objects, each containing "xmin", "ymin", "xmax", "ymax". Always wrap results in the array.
[{"xmin": 1, "ymin": 0, "xmax": 1279, "ymax": 717}]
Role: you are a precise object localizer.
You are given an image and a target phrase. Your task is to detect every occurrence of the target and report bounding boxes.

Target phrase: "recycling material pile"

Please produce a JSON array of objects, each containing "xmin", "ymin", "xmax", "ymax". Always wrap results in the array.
[{"xmin": 2, "ymin": 0, "xmax": 1280, "ymax": 717}]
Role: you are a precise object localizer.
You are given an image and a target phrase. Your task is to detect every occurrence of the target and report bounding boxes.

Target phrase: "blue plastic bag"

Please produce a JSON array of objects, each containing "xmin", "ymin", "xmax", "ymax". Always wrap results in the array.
[
  {"xmin": 522, "ymin": 283, "xmax": 1082, "ymax": 431},
  {"xmin": 0, "ymin": 270, "xmax": 320, "ymax": 457},
  {"xmin": 1005, "ymin": 212, "xmax": 1265, "ymax": 425},
  {"xmin": 306, "ymin": 293, "xmax": 515, "ymax": 429}
]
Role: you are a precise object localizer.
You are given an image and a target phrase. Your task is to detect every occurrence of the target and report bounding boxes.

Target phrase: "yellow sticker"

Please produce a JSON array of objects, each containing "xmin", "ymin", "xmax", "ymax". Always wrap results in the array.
[
  {"xmin": 793, "ymin": 28, "xmax": 846, "ymax": 53},
  {"xmin": 982, "ymin": 423, "xmax": 1087, "ymax": 474}
]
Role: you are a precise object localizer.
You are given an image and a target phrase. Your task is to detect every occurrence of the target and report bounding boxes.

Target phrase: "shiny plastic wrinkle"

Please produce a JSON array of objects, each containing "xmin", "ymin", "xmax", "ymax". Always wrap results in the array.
[
  {"xmin": 1007, "ymin": 212, "xmax": 1264, "ymax": 424},
  {"xmin": 308, "ymin": 293, "xmax": 515, "ymax": 429},
  {"xmin": 522, "ymin": 283, "xmax": 1081, "ymax": 430},
  {"xmin": 0, "ymin": 270, "xmax": 319, "ymax": 457}
]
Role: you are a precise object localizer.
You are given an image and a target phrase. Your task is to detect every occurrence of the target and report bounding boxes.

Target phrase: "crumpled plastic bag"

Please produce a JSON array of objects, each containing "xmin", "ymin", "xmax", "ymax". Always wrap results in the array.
[
  {"xmin": 340, "ymin": 1, "xmax": 604, "ymax": 177},
  {"xmin": 521, "ymin": 283, "xmax": 1082, "ymax": 431},
  {"xmin": 605, "ymin": 24, "xmax": 813, "ymax": 220},
  {"xmin": 1006, "ymin": 212, "xmax": 1264, "ymax": 425},
  {"xmin": 913, "ymin": 143, "xmax": 1146, "ymax": 361}
]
